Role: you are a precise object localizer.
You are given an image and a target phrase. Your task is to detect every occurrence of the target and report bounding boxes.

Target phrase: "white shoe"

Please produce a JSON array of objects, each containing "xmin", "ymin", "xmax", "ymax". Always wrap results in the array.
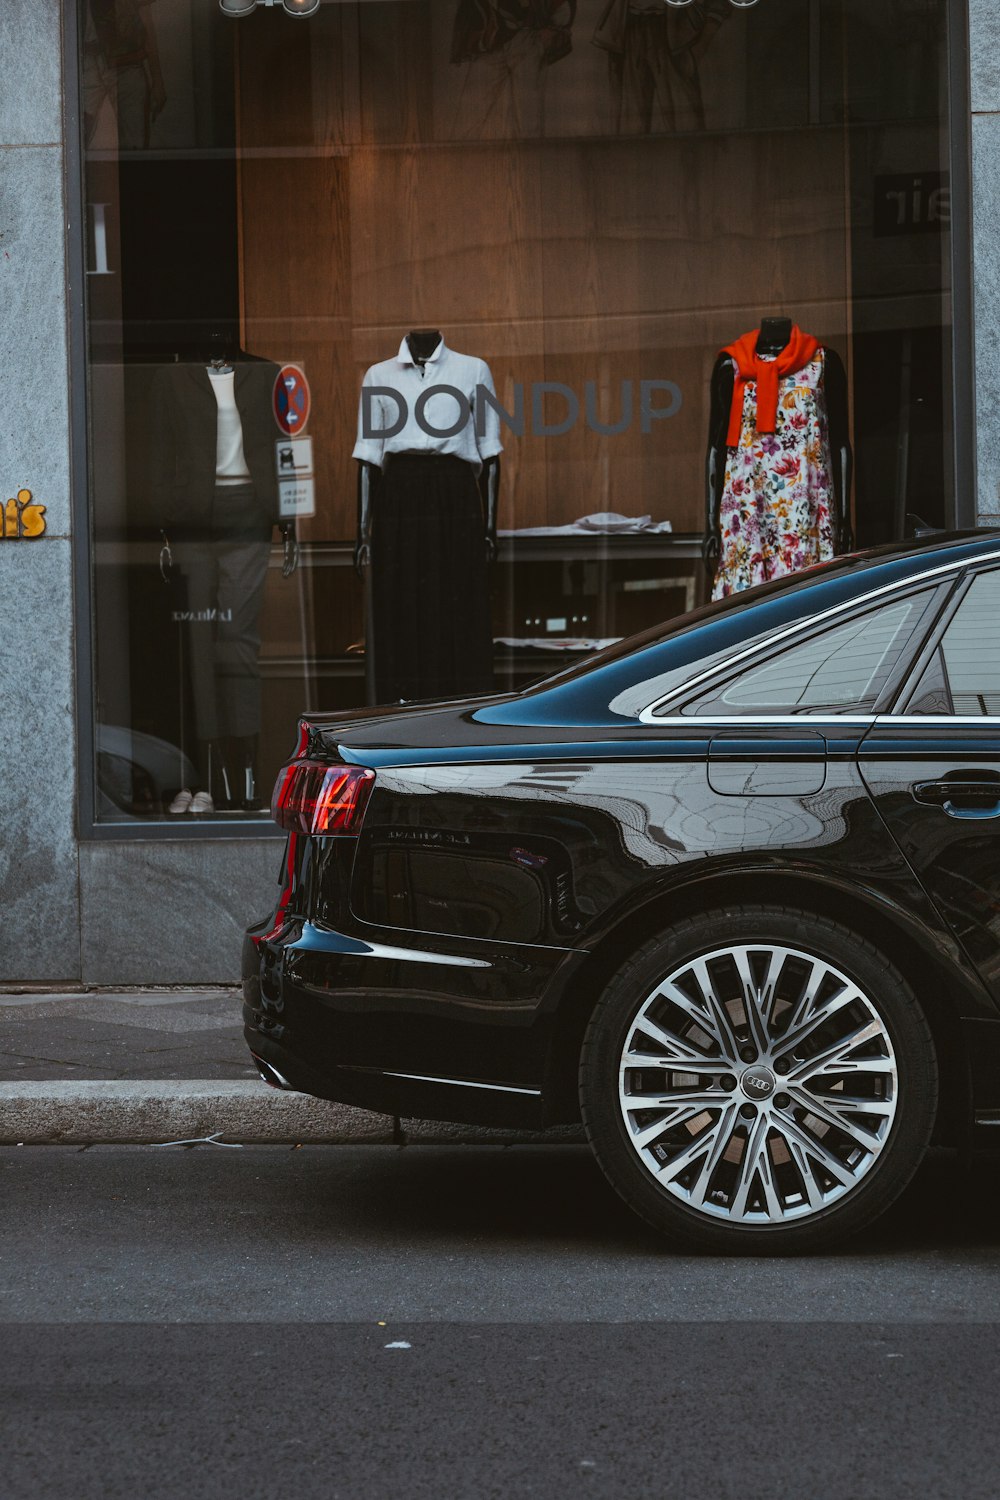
[
  {"xmin": 189, "ymin": 791, "xmax": 215, "ymax": 815},
  {"xmin": 168, "ymin": 788, "xmax": 193, "ymax": 815}
]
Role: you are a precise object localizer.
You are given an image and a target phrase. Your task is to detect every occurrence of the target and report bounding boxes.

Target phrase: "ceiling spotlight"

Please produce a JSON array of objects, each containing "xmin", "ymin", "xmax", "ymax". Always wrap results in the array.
[
  {"xmin": 219, "ymin": 0, "xmax": 257, "ymax": 14},
  {"xmin": 282, "ymin": 0, "xmax": 321, "ymax": 14}
]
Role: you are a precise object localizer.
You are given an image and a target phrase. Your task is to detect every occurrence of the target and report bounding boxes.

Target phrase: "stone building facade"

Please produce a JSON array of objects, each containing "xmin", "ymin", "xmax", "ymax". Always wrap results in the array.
[{"xmin": 0, "ymin": 0, "xmax": 994, "ymax": 986}]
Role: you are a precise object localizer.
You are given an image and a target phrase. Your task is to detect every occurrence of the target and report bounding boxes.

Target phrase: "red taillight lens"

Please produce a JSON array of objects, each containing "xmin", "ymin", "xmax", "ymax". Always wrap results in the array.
[{"xmin": 271, "ymin": 761, "xmax": 375, "ymax": 836}]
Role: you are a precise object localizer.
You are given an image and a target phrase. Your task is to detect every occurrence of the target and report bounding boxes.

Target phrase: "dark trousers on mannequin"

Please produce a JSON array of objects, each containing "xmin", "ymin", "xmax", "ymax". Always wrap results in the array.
[
  {"xmin": 371, "ymin": 454, "xmax": 494, "ymax": 704},
  {"xmin": 174, "ymin": 484, "xmax": 271, "ymax": 807}
]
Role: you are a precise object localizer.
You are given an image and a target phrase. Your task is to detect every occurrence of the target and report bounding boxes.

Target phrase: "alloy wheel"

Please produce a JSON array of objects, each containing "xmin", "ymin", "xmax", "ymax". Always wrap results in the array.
[{"xmin": 618, "ymin": 943, "xmax": 899, "ymax": 1225}]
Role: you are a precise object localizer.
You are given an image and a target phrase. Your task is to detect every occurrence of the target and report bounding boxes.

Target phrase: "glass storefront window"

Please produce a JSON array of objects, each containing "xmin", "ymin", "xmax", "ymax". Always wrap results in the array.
[{"xmin": 79, "ymin": 0, "xmax": 959, "ymax": 823}]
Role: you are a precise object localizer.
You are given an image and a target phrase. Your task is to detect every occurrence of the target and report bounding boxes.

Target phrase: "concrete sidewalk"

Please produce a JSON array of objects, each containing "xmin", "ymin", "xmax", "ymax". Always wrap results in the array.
[
  {"xmin": 0, "ymin": 987, "xmax": 249, "ymax": 1084},
  {"xmin": 0, "ymin": 989, "xmax": 581, "ymax": 1146}
]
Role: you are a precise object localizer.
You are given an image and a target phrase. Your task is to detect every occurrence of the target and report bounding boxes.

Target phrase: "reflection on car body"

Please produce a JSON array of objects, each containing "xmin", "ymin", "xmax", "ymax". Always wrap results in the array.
[{"xmin": 245, "ymin": 532, "xmax": 1000, "ymax": 1252}]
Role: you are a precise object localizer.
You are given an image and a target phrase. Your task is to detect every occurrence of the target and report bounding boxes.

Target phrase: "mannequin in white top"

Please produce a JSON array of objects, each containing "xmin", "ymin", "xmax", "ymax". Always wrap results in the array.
[
  {"xmin": 354, "ymin": 329, "xmax": 502, "ymax": 573},
  {"xmin": 351, "ymin": 329, "xmax": 503, "ymax": 702},
  {"xmin": 204, "ymin": 330, "xmax": 300, "ymax": 580},
  {"xmin": 152, "ymin": 326, "xmax": 295, "ymax": 815}
]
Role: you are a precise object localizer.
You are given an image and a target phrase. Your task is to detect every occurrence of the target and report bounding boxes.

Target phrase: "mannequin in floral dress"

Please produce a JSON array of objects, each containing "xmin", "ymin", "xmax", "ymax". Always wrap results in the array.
[{"xmin": 704, "ymin": 319, "xmax": 853, "ymax": 599}]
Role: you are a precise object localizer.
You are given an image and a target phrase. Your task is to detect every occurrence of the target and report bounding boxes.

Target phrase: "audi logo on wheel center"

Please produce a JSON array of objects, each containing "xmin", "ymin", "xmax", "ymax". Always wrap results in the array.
[{"xmin": 741, "ymin": 1067, "xmax": 776, "ymax": 1099}]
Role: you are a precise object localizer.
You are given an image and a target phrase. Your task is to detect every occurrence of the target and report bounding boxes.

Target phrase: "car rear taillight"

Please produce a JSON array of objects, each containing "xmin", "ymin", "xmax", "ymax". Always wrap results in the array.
[{"xmin": 271, "ymin": 761, "xmax": 375, "ymax": 836}]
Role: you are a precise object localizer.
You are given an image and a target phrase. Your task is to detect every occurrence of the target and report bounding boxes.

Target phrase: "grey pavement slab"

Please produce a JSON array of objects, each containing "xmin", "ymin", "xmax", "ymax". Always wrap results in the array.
[
  {"xmin": 0, "ymin": 988, "xmax": 251, "ymax": 1082},
  {"xmin": 1, "ymin": 1145, "xmax": 998, "ymax": 1325}
]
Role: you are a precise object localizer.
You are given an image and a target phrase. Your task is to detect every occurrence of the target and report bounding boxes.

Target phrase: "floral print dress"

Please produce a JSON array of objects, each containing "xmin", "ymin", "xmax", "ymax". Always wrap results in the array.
[{"xmin": 712, "ymin": 351, "xmax": 835, "ymax": 600}]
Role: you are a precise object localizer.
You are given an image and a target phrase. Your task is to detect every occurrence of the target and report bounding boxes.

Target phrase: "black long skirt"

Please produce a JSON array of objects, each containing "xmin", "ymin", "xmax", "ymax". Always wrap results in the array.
[{"xmin": 371, "ymin": 454, "xmax": 494, "ymax": 703}]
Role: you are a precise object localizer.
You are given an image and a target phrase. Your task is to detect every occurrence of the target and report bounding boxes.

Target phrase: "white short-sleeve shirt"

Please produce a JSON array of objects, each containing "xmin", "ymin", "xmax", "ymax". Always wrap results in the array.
[{"xmin": 352, "ymin": 337, "xmax": 503, "ymax": 473}]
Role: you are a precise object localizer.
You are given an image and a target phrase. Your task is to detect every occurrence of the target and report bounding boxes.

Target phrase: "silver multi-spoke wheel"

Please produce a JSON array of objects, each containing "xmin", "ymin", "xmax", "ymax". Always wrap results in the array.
[{"xmin": 617, "ymin": 943, "xmax": 899, "ymax": 1226}]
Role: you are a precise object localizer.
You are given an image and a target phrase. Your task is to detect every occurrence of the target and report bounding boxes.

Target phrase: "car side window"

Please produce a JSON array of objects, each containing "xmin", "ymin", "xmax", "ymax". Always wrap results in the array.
[
  {"xmin": 905, "ymin": 569, "xmax": 1000, "ymax": 716},
  {"xmin": 676, "ymin": 590, "xmax": 936, "ymax": 717}
]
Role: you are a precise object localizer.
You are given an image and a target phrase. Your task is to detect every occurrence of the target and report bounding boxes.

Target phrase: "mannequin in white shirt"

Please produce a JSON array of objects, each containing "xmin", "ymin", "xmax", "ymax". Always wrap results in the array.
[
  {"xmin": 352, "ymin": 328, "xmax": 503, "ymax": 703},
  {"xmin": 205, "ymin": 329, "xmax": 300, "ymax": 582},
  {"xmin": 354, "ymin": 329, "xmax": 501, "ymax": 575},
  {"xmin": 153, "ymin": 326, "xmax": 297, "ymax": 815}
]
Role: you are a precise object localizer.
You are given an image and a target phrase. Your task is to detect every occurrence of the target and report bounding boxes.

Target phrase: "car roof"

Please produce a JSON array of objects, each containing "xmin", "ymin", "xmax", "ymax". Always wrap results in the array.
[{"xmin": 476, "ymin": 530, "xmax": 1000, "ymax": 728}]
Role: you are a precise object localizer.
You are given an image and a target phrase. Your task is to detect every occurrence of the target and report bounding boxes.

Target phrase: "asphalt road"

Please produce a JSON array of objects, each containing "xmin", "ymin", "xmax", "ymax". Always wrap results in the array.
[{"xmin": 2, "ymin": 1144, "xmax": 999, "ymax": 1499}]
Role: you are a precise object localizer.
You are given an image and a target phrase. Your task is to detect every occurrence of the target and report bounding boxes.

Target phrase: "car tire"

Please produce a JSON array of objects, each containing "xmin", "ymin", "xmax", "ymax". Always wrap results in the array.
[{"xmin": 579, "ymin": 905, "xmax": 938, "ymax": 1254}]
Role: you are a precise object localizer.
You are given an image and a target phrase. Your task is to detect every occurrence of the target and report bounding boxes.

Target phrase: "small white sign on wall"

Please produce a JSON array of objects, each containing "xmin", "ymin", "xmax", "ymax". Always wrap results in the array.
[
  {"xmin": 278, "ymin": 478, "xmax": 315, "ymax": 519},
  {"xmin": 276, "ymin": 436, "xmax": 313, "ymax": 478},
  {"xmin": 276, "ymin": 437, "xmax": 316, "ymax": 519}
]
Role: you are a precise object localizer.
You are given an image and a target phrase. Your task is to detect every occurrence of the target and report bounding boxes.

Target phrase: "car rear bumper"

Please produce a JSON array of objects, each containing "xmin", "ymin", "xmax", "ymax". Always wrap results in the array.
[{"xmin": 242, "ymin": 917, "xmax": 583, "ymax": 1128}]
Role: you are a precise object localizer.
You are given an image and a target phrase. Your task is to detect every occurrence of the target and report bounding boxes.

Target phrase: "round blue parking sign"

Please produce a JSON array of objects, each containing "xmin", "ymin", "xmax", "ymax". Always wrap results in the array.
[{"xmin": 273, "ymin": 364, "xmax": 311, "ymax": 435}]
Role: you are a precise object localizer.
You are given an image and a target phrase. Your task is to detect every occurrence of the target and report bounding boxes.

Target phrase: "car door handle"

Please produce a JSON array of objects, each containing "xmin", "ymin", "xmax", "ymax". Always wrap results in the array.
[{"xmin": 912, "ymin": 780, "xmax": 1000, "ymax": 819}]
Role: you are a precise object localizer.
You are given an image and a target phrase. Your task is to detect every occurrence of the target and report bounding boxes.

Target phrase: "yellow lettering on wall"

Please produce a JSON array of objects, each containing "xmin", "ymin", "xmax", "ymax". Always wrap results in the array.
[
  {"xmin": 0, "ymin": 489, "xmax": 47, "ymax": 538},
  {"xmin": 18, "ymin": 489, "xmax": 47, "ymax": 537}
]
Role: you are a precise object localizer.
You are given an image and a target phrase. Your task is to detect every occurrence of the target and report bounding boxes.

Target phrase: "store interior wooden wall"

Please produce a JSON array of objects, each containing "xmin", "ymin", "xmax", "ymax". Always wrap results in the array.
[{"xmin": 235, "ymin": 3, "xmax": 851, "ymax": 544}]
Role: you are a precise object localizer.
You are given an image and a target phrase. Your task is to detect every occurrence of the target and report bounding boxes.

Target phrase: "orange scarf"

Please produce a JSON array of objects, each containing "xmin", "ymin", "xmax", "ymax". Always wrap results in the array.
[{"xmin": 722, "ymin": 326, "xmax": 821, "ymax": 447}]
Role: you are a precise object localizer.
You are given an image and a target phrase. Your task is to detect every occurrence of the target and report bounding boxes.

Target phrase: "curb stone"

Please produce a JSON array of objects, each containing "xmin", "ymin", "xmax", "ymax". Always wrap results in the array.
[
  {"xmin": 0, "ymin": 1081, "xmax": 394, "ymax": 1145},
  {"xmin": 0, "ymin": 1081, "xmax": 587, "ymax": 1146}
]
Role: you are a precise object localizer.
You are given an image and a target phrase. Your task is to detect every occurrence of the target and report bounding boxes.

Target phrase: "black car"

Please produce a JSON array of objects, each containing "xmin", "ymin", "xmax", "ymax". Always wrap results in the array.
[{"xmin": 244, "ymin": 532, "xmax": 1000, "ymax": 1252}]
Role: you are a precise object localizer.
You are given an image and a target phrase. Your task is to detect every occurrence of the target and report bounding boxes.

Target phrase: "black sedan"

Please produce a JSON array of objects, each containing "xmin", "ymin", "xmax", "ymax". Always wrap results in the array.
[{"xmin": 244, "ymin": 531, "xmax": 1000, "ymax": 1252}]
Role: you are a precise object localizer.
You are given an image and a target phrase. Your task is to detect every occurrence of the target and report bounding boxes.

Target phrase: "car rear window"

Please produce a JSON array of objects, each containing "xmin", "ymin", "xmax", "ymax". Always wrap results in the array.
[{"xmin": 674, "ymin": 589, "xmax": 938, "ymax": 717}]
